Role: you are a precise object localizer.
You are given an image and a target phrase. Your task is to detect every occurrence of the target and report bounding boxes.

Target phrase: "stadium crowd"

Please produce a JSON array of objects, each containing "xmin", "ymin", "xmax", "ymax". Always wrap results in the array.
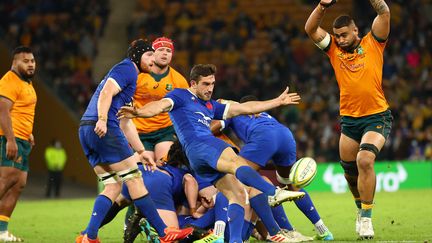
[
  {"xmin": 0, "ymin": 0, "xmax": 110, "ymax": 115},
  {"xmin": 127, "ymin": 0, "xmax": 432, "ymax": 162},
  {"xmin": 1, "ymin": 0, "xmax": 431, "ymax": 162}
]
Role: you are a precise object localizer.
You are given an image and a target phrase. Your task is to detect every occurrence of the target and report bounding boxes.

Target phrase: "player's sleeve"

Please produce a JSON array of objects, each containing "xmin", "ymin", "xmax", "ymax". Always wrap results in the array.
[
  {"xmin": 0, "ymin": 80, "xmax": 19, "ymax": 102},
  {"xmin": 213, "ymin": 100, "xmax": 229, "ymax": 120},
  {"xmin": 368, "ymin": 31, "xmax": 387, "ymax": 52},
  {"xmin": 323, "ymin": 35, "xmax": 336, "ymax": 55},
  {"xmin": 164, "ymin": 89, "xmax": 185, "ymax": 111},
  {"xmin": 108, "ymin": 62, "xmax": 137, "ymax": 91}
]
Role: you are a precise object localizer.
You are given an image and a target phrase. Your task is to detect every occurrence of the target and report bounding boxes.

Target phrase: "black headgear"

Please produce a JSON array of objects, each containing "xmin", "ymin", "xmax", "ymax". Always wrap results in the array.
[{"xmin": 127, "ymin": 39, "xmax": 154, "ymax": 72}]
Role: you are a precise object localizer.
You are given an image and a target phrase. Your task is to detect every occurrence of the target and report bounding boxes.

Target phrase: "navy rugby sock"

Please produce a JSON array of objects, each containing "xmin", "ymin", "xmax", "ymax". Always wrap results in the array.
[
  {"xmin": 190, "ymin": 208, "xmax": 215, "ymax": 229},
  {"xmin": 294, "ymin": 189, "xmax": 320, "ymax": 224},
  {"xmin": 271, "ymin": 205, "xmax": 294, "ymax": 230},
  {"xmin": 100, "ymin": 201, "xmax": 123, "ymax": 228},
  {"xmin": 250, "ymin": 193, "xmax": 280, "ymax": 236},
  {"xmin": 227, "ymin": 203, "xmax": 244, "ymax": 243},
  {"xmin": 86, "ymin": 195, "xmax": 113, "ymax": 239},
  {"xmin": 235, "ymin": 166, "xmax": 276, "ymax": 195},
  {"xmin": 242, "ymin": 220, "xmax": 254, "ymax": 241},
  {"xmin": 133, "ymin": 194, "xmax": 167, "ymax": 236}
]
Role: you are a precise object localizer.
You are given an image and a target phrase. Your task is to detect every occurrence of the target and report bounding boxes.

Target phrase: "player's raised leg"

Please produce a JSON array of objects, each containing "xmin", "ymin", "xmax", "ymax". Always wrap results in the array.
[{"xmin": 217, "ymin": 148, "xmax": 304, "ymax": 206}]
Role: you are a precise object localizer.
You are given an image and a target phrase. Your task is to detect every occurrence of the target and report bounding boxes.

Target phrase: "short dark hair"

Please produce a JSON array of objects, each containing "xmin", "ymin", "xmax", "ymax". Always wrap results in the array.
[
  {"xmin": 333, "ymin": 15, "xmax": 355, "ymax": 29},
  {"xmin": 13, "ymin": 46, "xmax": 33, "ymax": 57},
  {"xmin": 166, "ymin": 139, "xmax": 190, "ymax": 170},
  {"xmin": 189, "ymin": 64, "xmax": 216, "ymax": 83},
  {"xmin": 239, "ymin": 95, "xmax": 258, "ymax": 103}
]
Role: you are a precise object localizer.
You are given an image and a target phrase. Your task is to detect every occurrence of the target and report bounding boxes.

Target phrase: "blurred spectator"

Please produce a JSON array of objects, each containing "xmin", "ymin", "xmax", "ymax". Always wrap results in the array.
[
  {"xmin": 0, "ymin": 0, "xmax": 110, "ymax": 117},
  {"xmin": 45, "ymin": 139, "xmax": 67, "ymax": 198}
]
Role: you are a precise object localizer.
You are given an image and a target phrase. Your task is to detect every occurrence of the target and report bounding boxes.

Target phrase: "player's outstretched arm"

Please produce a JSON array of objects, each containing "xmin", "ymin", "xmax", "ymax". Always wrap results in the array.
[
  {"xmin": 369, "ymin": 0, "xmax": 390, "ymax": 40},
  {"xmin": 117, "ymin": 98, "xmax": 172, "ymax": 119},
  {"xmin": 305, "ymin": 0, "xmax": 334, "ymax": 44},
  {"xmin": 226, "ymin": 87, "xmax": 300, "ymax": 119}
]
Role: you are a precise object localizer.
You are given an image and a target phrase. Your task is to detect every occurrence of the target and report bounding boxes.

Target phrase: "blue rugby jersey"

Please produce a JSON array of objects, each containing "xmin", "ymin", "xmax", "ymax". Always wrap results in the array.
[
  {"xmin": 164, "ymin": 88, "xmax": 227, "ymax": 147},
  {"xmin": 224, "ymin": 112, "xmax": 280, "ymax": 142},
  {"xmin": 81, "ymin": 58, "xmax": 138, "ymax": 127}
]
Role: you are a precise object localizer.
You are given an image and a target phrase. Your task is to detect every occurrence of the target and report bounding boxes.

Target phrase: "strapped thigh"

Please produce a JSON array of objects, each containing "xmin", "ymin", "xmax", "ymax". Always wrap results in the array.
[
  {"xmin": 118, "ymin": 167, "xmax": 142, "ymax": 182},
  {"xmin": 359, "ymin": 143, "xmax": 379, "ymax": 157},
  {"xmin": 97, "ymin": 171, "xmax": 120, "ymax": 185}
]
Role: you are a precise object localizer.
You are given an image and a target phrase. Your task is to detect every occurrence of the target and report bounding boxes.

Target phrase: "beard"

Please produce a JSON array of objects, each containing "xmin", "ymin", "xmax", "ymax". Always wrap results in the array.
[
  {"xmin": 338, "ymin": 39, "xmax": 358, "ymax": 53},
  {"xmin": 19, "ymin": 67, "xmax": 35, "ymax": 79},
  {"xmin": 155, "ymin": 61, "xmax": 168, "ymax": 70}
]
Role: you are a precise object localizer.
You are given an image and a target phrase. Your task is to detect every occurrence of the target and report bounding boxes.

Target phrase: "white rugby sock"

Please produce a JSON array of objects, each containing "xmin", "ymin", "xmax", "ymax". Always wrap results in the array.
[
  {"xmin": 214, "ymin": 220, "xmax": 226, "ymax": 237},
  {"xmin": 314, "ymin": 219, "xmax": 329, "ymax": 235}
]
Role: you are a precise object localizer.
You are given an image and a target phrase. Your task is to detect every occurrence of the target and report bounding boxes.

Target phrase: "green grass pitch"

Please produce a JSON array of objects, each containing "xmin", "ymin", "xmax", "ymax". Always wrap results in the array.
[{"xmin": 10, "ymin": 189, "xmax": 432, "ymax": 242}]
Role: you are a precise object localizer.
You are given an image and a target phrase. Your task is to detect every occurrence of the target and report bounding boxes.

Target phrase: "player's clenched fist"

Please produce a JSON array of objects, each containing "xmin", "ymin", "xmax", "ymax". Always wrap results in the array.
[{"xmin": 320, "ymin": 0, "xmax": 337, "ymax": 8}]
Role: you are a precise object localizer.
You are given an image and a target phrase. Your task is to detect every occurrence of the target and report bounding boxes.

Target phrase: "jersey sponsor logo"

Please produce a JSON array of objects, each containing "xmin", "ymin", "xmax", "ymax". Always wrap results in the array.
[
  {"xmin": 195, "ymin": 111, "xmax": 211, "ymax": 127},
  {"xmin": 336, "ymin": 45, "xmax": 366, "ymax": 72},
  {"xmin": 206, "ymin": 101, "xmax": 213, "ymax": 110}
]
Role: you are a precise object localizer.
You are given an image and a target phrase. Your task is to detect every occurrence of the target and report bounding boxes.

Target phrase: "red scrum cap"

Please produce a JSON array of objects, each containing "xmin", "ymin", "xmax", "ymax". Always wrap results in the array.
[{"xmin": 152, "ymin": 37, "xmax": 174, "ymax": 53}]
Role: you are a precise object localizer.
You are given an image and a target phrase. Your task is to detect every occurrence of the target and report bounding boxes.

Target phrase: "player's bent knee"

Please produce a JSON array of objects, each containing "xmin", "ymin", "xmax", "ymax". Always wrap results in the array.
[
  {"xmin": 234, "ymin": 189, "xmax": 247, "ymax": 206},
  {"xmin": 340, "ymin": 160, "xmax": 358, "ymax": 176},
  {"xmin": 359, "ymin": 143, "xmax": 379, "ymax": 157},
  {"xmin": 356, "ymin": 156, "xmax": 375, "ymax": 171}
]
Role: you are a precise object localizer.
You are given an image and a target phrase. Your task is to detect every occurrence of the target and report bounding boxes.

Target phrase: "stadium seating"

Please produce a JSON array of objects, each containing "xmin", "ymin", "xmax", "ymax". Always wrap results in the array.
[{"xmin": 1, "ymin": 0, "xmax": 430, "ymax": 162}]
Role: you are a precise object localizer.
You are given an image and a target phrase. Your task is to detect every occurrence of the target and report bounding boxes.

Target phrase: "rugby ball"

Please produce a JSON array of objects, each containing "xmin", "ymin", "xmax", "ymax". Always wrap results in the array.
[{"xmin": 289, "ymin": 157, "xmax": 317, "ymax": 188}]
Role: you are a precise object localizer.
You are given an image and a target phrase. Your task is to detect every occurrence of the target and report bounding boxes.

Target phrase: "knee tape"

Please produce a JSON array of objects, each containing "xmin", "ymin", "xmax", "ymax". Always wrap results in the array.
[
  {"xmin": 118, "ymin": 168, "xmax": 142, "ymax": 182},
  {"xmin": 276, "ymin": 171, "xmax": 292, "ymax": 185},
  {"xmin": 98, "ymin": 172, "xmax": 120, "ymax": 185},
  {"xmin": 359, "ymin": 143, "xmax": 379, "ymax": 157},
  {"xmin": 339, "ymin": 160, "xmax": 358, "ymax": 176}
]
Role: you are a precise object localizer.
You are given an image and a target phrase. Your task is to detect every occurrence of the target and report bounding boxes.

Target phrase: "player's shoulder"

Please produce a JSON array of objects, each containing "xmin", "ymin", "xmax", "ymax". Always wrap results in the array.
[
  {"xmin": 109, "ymin": 59, "xmax": 137, "ymax": 81},
  {"xmin": 137, "ymin": 72, "xmax": 152, "ymax": 82},
  {"xmin": 166, "ymin": 87, "xmax": 189, "ymax": 98},
  {"xmin": 1, "ymin": 71, "xmax": 18, "ymax": 81},
  {"xmin": 169, "ymin": 67, "xmax": 188, "ymax": 85},
  {"xmin": 364, "ymin": 31, "xmax": 387, "ymax": 46},
  {"xmin": 0, "ymin": 71, "xmax": 22, "ymax": 88},
  {"xmin": 108, "ymin": 59, "xmax": 136, "ymax": 79},
  {"xmin": 169, "ymin": 67, "xmax": 186, "ymax": 78}
]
